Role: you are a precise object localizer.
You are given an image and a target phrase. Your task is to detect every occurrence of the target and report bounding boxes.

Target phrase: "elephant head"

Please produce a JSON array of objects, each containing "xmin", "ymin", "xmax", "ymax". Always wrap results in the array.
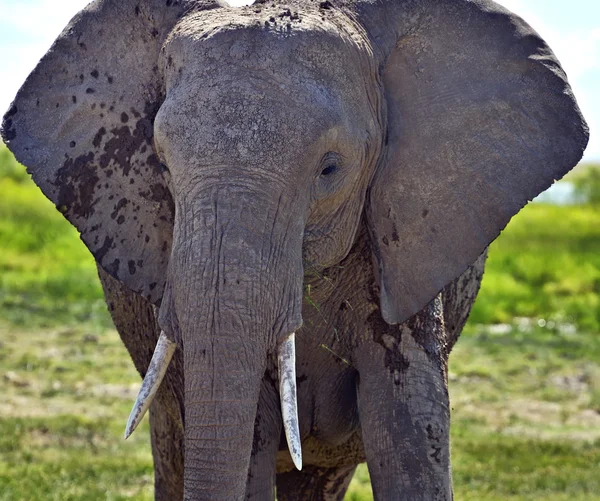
[{"xmin": 1, "ymin": 0, "xmax": 588, "ymax": 499}]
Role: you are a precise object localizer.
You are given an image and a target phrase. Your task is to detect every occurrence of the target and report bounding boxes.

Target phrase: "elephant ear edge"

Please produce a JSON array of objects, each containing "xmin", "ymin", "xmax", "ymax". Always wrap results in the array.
[
  {"xmin": 349, "ymin": 0, "xmax": 589, "ymax": 324},
  {"xmin": 1, "ymin": 0, "xmax": 220, "ymax": 304}
]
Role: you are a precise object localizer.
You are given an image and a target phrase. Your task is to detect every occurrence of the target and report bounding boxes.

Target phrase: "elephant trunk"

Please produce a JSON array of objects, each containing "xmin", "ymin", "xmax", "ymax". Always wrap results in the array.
[{"xmin": 168, "ymin": 186, "xmax": 303, "ymax": 500}]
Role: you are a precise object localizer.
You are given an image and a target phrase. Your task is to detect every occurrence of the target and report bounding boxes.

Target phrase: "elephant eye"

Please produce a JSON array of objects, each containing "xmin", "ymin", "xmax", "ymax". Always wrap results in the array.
[
  {"xmin": 314, "ymin": 152, "xmax": 344, "ymax": 200},
  {"xmin": 320, "ymin": 164, "xmax": 337, "ymax": 177},
  {"xmin": 318, "ymin": 152, "xmax": 342, "ymax": 178}
]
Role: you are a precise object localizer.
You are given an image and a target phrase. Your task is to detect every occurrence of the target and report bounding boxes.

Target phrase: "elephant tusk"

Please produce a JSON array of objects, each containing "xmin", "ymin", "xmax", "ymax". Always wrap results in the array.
[
  {"xmin": 124, "ymin": 331, "xmax": 176, "ymax": 439},
  {"xmin": 278, "ymin": 332, "xmax": 303, "ymax": 471}
]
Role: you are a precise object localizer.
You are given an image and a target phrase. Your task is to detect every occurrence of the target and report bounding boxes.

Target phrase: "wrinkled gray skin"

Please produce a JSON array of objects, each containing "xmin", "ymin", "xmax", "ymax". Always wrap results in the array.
[{"xmin": 1, "ymin": 0, "xmax": 588, "ymax": 499}]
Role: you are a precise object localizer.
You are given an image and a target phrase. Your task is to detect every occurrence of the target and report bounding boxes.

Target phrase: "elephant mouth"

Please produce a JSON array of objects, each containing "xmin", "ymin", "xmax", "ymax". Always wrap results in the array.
[{"xmin": 124, "ymin": 329, "xmax": 303, "ymax": 471}]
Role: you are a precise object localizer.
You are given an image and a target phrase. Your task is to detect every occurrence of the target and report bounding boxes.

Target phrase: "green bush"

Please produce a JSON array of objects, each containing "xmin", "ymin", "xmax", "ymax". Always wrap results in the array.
[{"xmin": 572, "ymin": 164, "xmax": 600, "ymax": 205}]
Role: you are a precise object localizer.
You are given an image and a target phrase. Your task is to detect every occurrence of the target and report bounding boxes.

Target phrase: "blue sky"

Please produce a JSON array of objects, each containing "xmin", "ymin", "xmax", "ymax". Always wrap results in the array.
[{"xmin": 0, "ymin": 0, "xmax": 598, "ymax": 162}]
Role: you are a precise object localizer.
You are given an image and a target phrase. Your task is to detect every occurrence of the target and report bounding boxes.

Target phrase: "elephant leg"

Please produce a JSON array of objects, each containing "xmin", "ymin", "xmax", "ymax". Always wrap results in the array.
[
  {"xmin": 246, "ymin": 370, "xmax": 281, "ymax": 501},
  {"xmin": 355, "ymin": 295, "xmax": 452, "ymax": 501},
  {"xmin": 442, "ymin": 250, "xmax": 487, "ymax": 354},
  {"xmin": 98, "ymin": 266, "xmax": 185, "ymax": 500},
  {"xmin": 276, "ymin": 465, "xmax": 357, "ymax": 501}
]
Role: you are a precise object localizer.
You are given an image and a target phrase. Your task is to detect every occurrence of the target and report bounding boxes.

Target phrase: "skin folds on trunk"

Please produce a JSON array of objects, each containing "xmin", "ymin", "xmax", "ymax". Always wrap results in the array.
[{"xmin": 166, "ymin": 187, "xmax": 303, "ymax": 501}]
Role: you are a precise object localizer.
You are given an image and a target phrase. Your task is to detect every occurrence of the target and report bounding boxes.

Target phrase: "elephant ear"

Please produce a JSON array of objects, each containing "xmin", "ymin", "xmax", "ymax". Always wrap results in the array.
[
  {"xmin": 351, "ymin": 0, "xmax": 589, "ymax": 324},
  {"xmin": 1, "ymin": 0, "xmax": 219, "ymax": 304}
]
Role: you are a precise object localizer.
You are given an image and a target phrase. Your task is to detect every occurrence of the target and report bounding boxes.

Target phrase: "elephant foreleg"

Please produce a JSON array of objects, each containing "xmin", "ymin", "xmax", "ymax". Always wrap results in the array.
[
  {"xmin": 355, "ymin": 295, "xmax": 452, "ymax": 501},
  {"xmin": 276, "ymin": 465, "xmax": 357, "ymax": 501},
  {"xmin": 97, "ymin": 266, "xmax": 185, "ymax": 500}
]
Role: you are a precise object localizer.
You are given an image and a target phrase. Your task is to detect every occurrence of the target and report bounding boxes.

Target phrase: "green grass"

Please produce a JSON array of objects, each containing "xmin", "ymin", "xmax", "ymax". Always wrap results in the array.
[
  {"xmin": 1, "ymin": 142, "xmax": 599, "ymax": 499},
  {"xmin": 469, "ymin": 203, "xmax": 600, "ymax": 332}
]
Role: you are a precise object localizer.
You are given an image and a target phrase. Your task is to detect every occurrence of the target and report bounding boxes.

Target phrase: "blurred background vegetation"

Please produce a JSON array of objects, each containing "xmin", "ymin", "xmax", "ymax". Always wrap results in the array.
[{"xmin": 0, "ymin": 141, "xmax": 599, "ymax": 500}]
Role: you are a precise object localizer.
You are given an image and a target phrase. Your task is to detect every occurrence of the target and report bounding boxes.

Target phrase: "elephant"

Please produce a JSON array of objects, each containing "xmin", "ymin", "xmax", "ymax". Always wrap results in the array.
[{"xmin": 1, "ymin": 0, "xmax": 588, "ymax": 499}]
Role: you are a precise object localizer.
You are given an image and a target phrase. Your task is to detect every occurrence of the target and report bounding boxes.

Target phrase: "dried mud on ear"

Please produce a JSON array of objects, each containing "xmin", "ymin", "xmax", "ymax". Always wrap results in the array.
[{"xmin": 0, "ymin": 0, "xmax": 216, "ymax": 304}]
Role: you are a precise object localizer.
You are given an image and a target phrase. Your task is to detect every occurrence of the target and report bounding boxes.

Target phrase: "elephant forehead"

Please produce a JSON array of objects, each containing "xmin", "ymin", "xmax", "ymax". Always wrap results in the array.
[
  {"xmin": 154, "ymin": 78, "xmax": 347, "ymax": 172},
  {"xmin": 155, "ymin": 7, "xmax": 375, "ymax": 169},
  {"xmin": 162, "ymin": 6, "xmax": 366, "ymax": 101}
]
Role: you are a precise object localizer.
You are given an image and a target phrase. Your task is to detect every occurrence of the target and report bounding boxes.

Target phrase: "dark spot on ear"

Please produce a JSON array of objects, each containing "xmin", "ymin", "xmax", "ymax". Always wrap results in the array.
[
  {"xmin": 91, "ymin": 103, "xmax": 96, "ymax": 110},
  {"xmin": 151, "ymin": 28, "xmax": 159, "ymax": 38},
  {"xmin": 36, "ymin": 99, "xmax": 40, "ymax": 107},
  {"xmin": 56, "ymin": 103, "xmax": 60, "ymax": 108},
  {"xmin": 145, "ymin": 235, "xmax": 150, "ymax": 243},
  {"xmin": 107, "ymin": 75, "xmax": 114, "ymax": 84},
  {"xmin": 120, "ymin": 112, "xmax": 129, "ymax": 123},
  {"xmin": 109, "ymin": 105, "xmax": 114, "ymax": 112},
  {"xmin": 100, "ymin": 102, "xmax": 106, "ymax": 109},
  {"xmin": 167, "ymin": 55, "xmax": 174, "ymax": 67},
  {"xmin": 95, "ymin": 236, "xmax": 114, "ymax": 263},
  {"xmin": 79, "ymin": 74, "xmax": 84, "ymax": 82},
  {"xmin": 90, "ymin": 69, "xmax": 99, "ymax": 78},
  {"xmin": 105, "ymin": 258, "xmax": 120, "ymax": 275},
  {"xmin": 69, "ymin": 141, "xmax": 76, "ymax": 148},
  {"xmin": 162, "ymin": 241, "xmax": 168, "ymax": 252},
  {"xmin": 86, "ymin": 88, "xmax": 95, "ymax": 94},
  {"xmin": 72, "ymin": 96, "xmax": 77, "ymax": 104},
  {"xmin": 135, "ymin": 5, "xmax": 140, "ymax": 15},
  {"xmin": 3, "ymin": 121, "xmax": 17, "ymax": 141},
  {"xmin": 382, "ymin": 236, "xmax": 389, "ymax": 246},
  {"xmin": 422, "ymin": 209, "xmax": 429, "ymax": 218},
  {"xmin": 149, "ymin": 282, "xmax": 157, "ymax": 290},
  {"xmin": 392, "ymin": 225, "xmax": 400, "ymax": 242},
  {"xmin": 128, "ymin": 260, "xmax": 137, "ymax": 275},
  {"xmin": 130, "ymin": 108, "xmax": 141, "ymax": 119},
  {"xmin": 106, "ymin": 169, "xmax": 113, "ymax": 177},
  {"xmin": 111, "ymin": 198, "xmax": 129, "ymax": 220},
  {"xmin": 92, "ymin": 127, "xmax": 106, "ymax": 148},
  {"xmin": 166, "ymin": 0, "xmax": 173, "ymax": 6},
  {"xmin": 117, "ymin": 215, "xmax": 125, "ymax": 225},
  {"xmin": 56, "ymin": 152, "xmax": 98, "ymax": 218},
  {"xmin": 430, "ymin": 226, "xmax": 437, "ymax": 234},
  {"xmin": 319, "ymin": 1, "xmax": 332, "ymax": 9}
]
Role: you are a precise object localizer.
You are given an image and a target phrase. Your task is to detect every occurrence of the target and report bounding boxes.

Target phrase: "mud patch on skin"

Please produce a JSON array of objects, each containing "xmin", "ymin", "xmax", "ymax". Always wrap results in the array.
[
  {"xmin": 55, "ymin": 152, "xmax": 99, "ymax": 218},
  {"xmin": 403, "ymin": 295, "xmax": 445, "ymax": 367},
  {"xmin": 366, "ymin": 285, "xmax": 411, "ymax": 382}
]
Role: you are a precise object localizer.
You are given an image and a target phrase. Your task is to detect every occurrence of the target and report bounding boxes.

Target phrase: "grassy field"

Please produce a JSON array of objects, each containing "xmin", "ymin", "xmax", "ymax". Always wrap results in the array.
[{"xmin": 1, "ymin": 142, "xmax": 599, "ymax": 500}]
